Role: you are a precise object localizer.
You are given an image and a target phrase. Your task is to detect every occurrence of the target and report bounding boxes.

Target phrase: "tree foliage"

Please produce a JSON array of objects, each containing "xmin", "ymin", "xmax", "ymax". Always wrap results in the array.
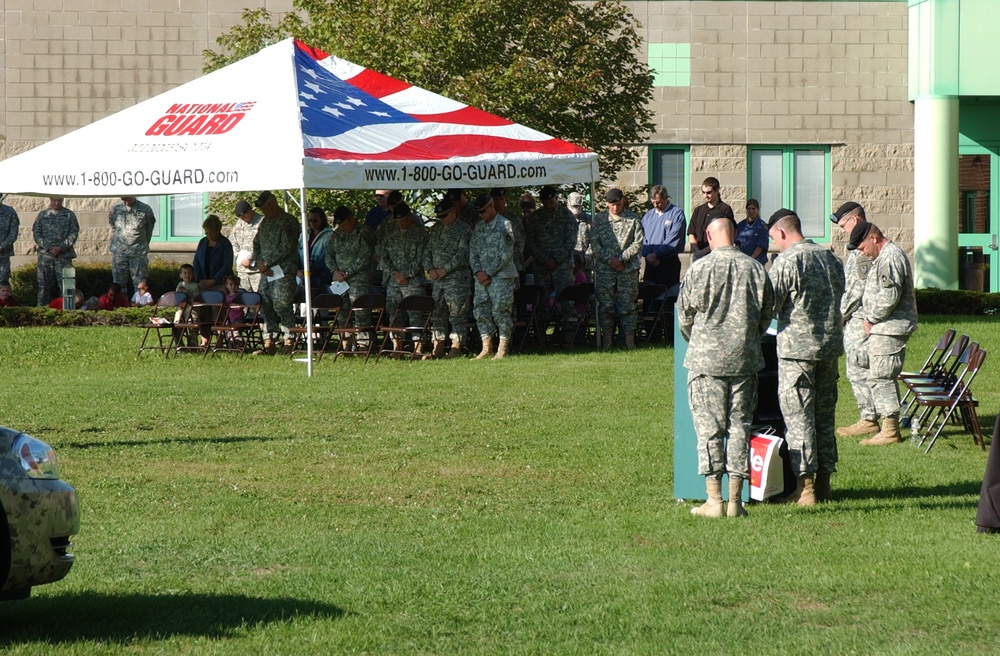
[{"xmin": 204, "ymin": 0, "xmax": 654, "ymax": 184}]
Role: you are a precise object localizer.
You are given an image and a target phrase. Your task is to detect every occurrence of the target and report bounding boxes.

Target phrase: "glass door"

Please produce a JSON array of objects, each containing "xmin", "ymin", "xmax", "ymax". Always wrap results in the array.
[{"xmin": 957, "ymin": 148, "xmax": 999, "ymax": 292}]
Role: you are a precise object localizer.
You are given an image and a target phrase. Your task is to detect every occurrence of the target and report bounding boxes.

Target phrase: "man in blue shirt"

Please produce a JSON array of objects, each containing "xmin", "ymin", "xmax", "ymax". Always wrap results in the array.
[
  {"xmin": 640, "ymin": 185, "xmax": 686, "ymax": 289},
  {"xmin": 735, "ymin": 199, "xmax": 769, "ymax": 265}
]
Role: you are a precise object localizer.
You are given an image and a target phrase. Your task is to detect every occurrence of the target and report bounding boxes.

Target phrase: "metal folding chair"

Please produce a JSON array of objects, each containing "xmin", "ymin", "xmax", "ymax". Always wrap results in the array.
[
  {"xmin": 136, "ymin": 291, "xmax": 188, "ymax": 358},
  {"xmin": 911, "ymin": 345, "xmax": 988, "ymax": 453},
  {"xmin": 376, "ymin": 294, "xmax": 435, "ymax": 362},
  {"xmin": 173, "ymin": 289, "xmax": 225, "ymax": 356},
  {"xmin": 209, "ymin": 291, "xmax": 262, "ymax": 358},
  {"xmin": 287, "ymin": 293, "xmax": 342, "ymax": 360},
  {"xmin": 512, "ymin": 284, "xmax": 546, "ymax": 354},
  {"xmin": 331, "ymin": 293, "xmax": 386, "ymax": 362}
]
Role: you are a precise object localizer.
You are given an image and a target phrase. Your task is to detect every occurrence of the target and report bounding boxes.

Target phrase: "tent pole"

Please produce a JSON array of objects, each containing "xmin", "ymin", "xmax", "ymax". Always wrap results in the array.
[
  {"xmin": 299, "ymin": 187, "xmax": 314, "ymax": 377},
  {"xmin": 591, "ymin": 178, "xmax": 600, "ymax": 348}
]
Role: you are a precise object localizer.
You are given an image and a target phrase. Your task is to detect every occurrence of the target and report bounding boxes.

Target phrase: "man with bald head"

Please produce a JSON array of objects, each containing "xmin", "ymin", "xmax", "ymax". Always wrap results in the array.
[
  {"xmin": 678, "ymin": 215, "xmax": 774, "ymax": 518},
  {"xmin": 767, "ymin": 209, "xmax": 845, "ymax": 506}
]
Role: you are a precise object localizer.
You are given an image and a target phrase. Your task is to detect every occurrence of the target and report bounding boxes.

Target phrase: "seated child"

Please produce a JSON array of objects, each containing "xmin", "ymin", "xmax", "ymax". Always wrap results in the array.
[
  {"xmin": 173, "ymin": 264, "xmax": 202, "ymax": 345},
  {"xmin": 0, "ymin": 281, "xmax": 17, "ymax": 307},
  {"xmin": 131, "ymin": 278, "xmax": 154, "ymax": 306},
  {"xmin": 48, "ymin": 290, "xmax": 87, "ymax": 310},
  {"xmin": 99, "ymin": 282, "xmax": 131, "ymax": 310}
]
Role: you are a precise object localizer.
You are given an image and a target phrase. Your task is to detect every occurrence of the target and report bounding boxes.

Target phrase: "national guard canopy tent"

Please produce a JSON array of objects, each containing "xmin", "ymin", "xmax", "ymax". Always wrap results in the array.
[
  {"xmin": 0, "ymin": 38, "xmax": 599, "ymax": 196},
  {"xmin": 0, "ymin": 38, "xmax": 599, "ymax": 375}
]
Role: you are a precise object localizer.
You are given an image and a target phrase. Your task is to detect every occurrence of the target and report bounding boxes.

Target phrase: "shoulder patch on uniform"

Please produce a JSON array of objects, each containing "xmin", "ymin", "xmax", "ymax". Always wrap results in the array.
[
  {"xmin": 857, "ymin": 261, "xmax": 870, "ymax": 278},
  {"xmin": 880, "ymin": 273, "xmax": 889, "ymax": 285}
]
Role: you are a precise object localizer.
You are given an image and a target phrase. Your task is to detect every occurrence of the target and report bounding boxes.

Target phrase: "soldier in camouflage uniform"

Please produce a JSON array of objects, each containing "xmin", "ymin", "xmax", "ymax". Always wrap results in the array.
[
  {"xmin": 107, "ymin": 196, "xmax": 156, "ymax": 299},
  {"xmin": 590, "ymin": 188, "xmax": 643, "ymax": 350},
  {"xmin": 251, "ymin": 191, "xmax": 301, "ymax": 354},
  {"xmin": 491, "ymin": 188, "xmax": 524, "ymax": 276},
  {"xmin": 830, "ymin": 202, "xmax": 879, "ymax": 437},
  {"xmin": 0, "ymin": 195, "xmax": 20, "ymax": 284},
  {"xmin": 231, "ymin": 200, "xmax": 263, "ymax": 292},
  {"xmin": 32, "ymin": 198, "xmax": 79, "ymax": 306},
  {"xmin": 325, "ymin": 206, "xmax": 376, "ymax": 333},
  {"xmin": 567, "ymin": 192, "xmax": 593, "ymax": 272},
  {"xmin": 424, "ymin": 197, "xmax": 472, "ymax": 358},
  {"xmin": 767, "ymin": 209, "xmax": 845, "ymax": 506},
  {"xmin": 678, "ymin": 216, "xmax": 774, "ymax": 518},
  {"xmin": 525, "ymin": 185, "xmax": 577, "ymax": 339},
  {"xmin": 378, "ymin": 202, "xmax": 428, "ymax": 347},
  {"xmin": 469, "ymin": 193, "xmax": 518, "ymax": 359},
  {"xmin": 848, "ymin": 222, "xmax": 918, "ymax": 446},
  {"xmin": 447, "ymin": 188, "xmax": 480, "ymax": 229}
]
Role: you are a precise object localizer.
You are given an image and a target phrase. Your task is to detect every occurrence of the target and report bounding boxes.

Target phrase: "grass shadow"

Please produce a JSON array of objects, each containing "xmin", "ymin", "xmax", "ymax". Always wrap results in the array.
[
  {"xmin": 836, "ymin": 479, "xmax": 983, "ymax": 504},
  {"xmin": 64, "ymin": 435, "xmax": 280, "ymax": 450},
  {"xmin": 0, "ymin": 591, "xmax": 348, "ymax": 645}
]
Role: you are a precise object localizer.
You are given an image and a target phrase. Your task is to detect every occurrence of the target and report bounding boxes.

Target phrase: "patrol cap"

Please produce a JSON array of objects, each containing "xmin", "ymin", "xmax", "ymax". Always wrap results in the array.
[
  {"xmin": 386, "ymin": 190, "xmax": 403, "ymax": 206},
  {"xmin": 767, "ymin": 208, "xmax": 798, "ymax": 229},
  {"xmin": 392, "ymin": 202, "xmax": 411, "ymax": 219},
  {"xmin": 234, "ymin": 200, "xmax": 252, "ymax": 216},
  {"xmin": 254, "ymin": 190, "xmax": 274, "ymax": 208},
  {"xmin": 490, "ymin": 188, "xmax": 506, "ymax": 198},
  {"xmin": 434, "ymin": 198, "xmax": 454, "ymax": 218},
  {"xmin": 605, "ymin": 188, "xmax": 624, "ymax": 203},
  {"xmin": 332, "ymin": 206, "xmax": 354, "ymax": 225},
  {"xmin": 846, "ymin": 221, "xmax": 873, "ymax": 250},
  {"xmin": 473, "ymin": 193, "xmax": 493, "ymax": 211},
  {"xmin": 539, "ymin": 186, "xmax": 557, "ymax": 201},
  {"xmin": 567, "ymin": 192, "xmax": 585, "ymax": 209},
  {"xmin": 831, "ymin": 201, "xmax": 863, "ymax": 224}
]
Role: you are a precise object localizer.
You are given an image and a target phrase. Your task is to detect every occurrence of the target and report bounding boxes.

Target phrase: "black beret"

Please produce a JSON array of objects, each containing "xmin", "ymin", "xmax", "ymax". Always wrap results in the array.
[
  {"xmin": 846, "ymin": 221, "xmax": 873, "ymax": 250},
  {"xmin": 831, "ymin": 201, "xmax": 862, "ymax": 224},
  {"xmin": 539, "ymin": 186, "xmax": 557, "ymax": 201},
  {"xmin": 386, "ymin": 190, "xmax": 403, "ymax": 206},
  {"xmin": 605, "ymin": 188, "xmax": 624, "ymax": 203},
  {"xmin": 434, "ymin": 198, "xmax": 454, "ymax": 218},
  {"xmin": 234, "ymin": 200, "xmax": 252, "ymax": 216},
  {"xmin": 254, "ymin": 190, "xmax": 274, "ymax": 208},
  {"xmin": 332, "ymin": 206, "xmax": 353, "ymax": 224},
  {"xmin": 490, "ymin": 188, "xmax": 506, "ymax": 198},
  {"xmin": 473, "ymin": 193, "xmax": 493, "ymax": 211},
  {"xmin": 392, "ymin": 202, "xmax": 411, "ymax": 219},
  {"xmin": 767, "ymin": 208, "xmax": 798, "ymax": 229}
]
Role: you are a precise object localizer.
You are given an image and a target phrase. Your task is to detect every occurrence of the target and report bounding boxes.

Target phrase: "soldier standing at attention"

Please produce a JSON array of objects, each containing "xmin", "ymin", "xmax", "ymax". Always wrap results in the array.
[
  {"xmin": 32, "ymin": 197, "xmax": 79, "ymax": 306},
  {"xmin": 231, "ymin": 200, "xmax": 263, "ymax": 292},
  {"xmin": 524, "ymin": 185, "xmax": 577, "ymax": 339},
  {"xmin": 0, "ymin": 194, "xmax": 20, "ymax": 284},
  {"xmin": 251, "ymin": 191, "xmax": 301, "ymax": 355},
  {"xmin": 424, "ymin": 197, "xmax": 472, "ymax": 359},
  {"xmin": 768, "ymin": 209, "xmax": 845, "ymax": 506},
  {"xmin": 378, "ymin": 202, "xmax": 428, "ymax": 347},
  {"xmin": 590, "ymin": 187, "xmax": 644, "ymax": 350},
  {"xmin": 108, "ymin": 196, "xmax": 156, "ymax": 300},
  {"xmin": 848, "ymin": 221, "xmax": 918, "ymax": 446},
  {"xmin": 492, "ymin": 188, "xmax": 524, "ymax": 277},
  {"xmin": 831, "ymin": 202, "xmax": 879, "ymax": 438},
  {"xmin": 678, "ymin": 216, "xmax": 774, "ymax": 518},
  {"xmin": 469, "ymin": 193, "xmax": 518, "ymax": 360},
  {"xmin": 325, "ymin": 206, "xmax": 375, "ymax": 333}
]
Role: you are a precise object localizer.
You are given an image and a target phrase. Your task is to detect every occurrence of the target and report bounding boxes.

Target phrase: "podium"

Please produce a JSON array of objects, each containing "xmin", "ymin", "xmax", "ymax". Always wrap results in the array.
[{"xmin": 672, "ymin": 309, "xmax": 783, "ymax": 500}]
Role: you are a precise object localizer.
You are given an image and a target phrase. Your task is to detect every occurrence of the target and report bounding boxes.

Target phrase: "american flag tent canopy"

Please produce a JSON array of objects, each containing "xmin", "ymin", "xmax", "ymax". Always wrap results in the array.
[{"xmin": 0, "ymin": 38, "xmax": 598, "ymax": 197}]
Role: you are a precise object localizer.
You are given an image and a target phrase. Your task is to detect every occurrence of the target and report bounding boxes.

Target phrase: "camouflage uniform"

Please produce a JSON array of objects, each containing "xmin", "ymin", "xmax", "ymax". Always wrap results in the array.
[
  {"xmin": 325, "ymin": 224, "xmax": 376, "ymax": 327},
  {"xmin": 230, "ymin": 212, "xmax": 263, "ymax": 291},
  {"xmin": 377, "ymin": 220, "xmax": 428, "ymax": 326},
  {"xmin": 574, "ymin": 211, "xmax": 593, "ymax": 269},
  {"xmin": 678, "ymin": 245, "xmax": 774, "ymax": 480},
  {"xmin": 108, "ymin": 199, "xmax": 156, "ymax": 297},
  {"xmin": 32, "ymin": 206, "xmax": 79, "ymax": 306},
  {"xmin": 470, "ymin": 214, "xmax": 518, "ymax": 340},
  {"xmin": 863, "ymin": 240, "xmax": 918, "ymax": 417},
  {"xmin": 842, "ymin": 249, "xmax": 876, "ymax": 422},
  {"xmin": 507, "ymin": 213, "xmax": 526, "ymax": 274},
  {"xmin": 590, "ymin": 208, "xmax": 643, "ymax": 336},
  {"xmin": 769, "ymin": 239, "xmax": 845, "ymax": 476},
  {"xmin": 0, "ymin": 203, "xmax": 19, "ymax": 283},
  {"xmin": 525, "ymin": 204, "xmax": 577, "ymax": 329},
  {"xmin": 251, "ymin": 210, "xmax": 300, "ymax": 340},
  {"xmin": 424, "ymin": 219, "xmax": 472, "ymax": 343},
  {"xmin": 458, "ymin": 204, "xmax": 480, "ymax": 229}
]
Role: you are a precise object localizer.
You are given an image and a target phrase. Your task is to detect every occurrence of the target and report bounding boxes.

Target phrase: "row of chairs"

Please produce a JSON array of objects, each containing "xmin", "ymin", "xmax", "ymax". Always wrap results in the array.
[
  {"xmin": 898, "ymin": 328, "xmax": 988, "ymax": 453},
  {"xmin": 137, "ymin": 290, "xmax": 265, "ymax": 358}
]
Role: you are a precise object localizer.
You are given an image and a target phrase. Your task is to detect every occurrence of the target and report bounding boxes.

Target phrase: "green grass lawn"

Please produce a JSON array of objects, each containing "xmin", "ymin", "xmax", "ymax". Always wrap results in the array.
[{"xmin": 1, "ymin": 316, "xmax": 1000, "ymax": 654}]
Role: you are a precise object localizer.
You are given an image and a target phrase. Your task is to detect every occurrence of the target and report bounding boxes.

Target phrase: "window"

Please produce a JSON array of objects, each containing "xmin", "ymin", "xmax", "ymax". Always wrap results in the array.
[
  {"xmin": 649, "ymin": 147, "xmax": 688, "ymax": 214},
  {"xmin": 142, "ymin": 194, "xmax": 208, "ymax": 242},
  {"xmin": 749, "ymin": 147, "xmax": 830, "ymax": 239},
  {"xmin": 648, "ymin": 43, "xmax": 691, "ymax": 87}
]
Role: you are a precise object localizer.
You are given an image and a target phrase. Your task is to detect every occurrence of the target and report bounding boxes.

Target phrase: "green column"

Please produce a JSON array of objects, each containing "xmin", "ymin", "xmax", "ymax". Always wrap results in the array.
[{"xmin": 913, "ymin": 95, "xmax": 959, "ymax": 290}]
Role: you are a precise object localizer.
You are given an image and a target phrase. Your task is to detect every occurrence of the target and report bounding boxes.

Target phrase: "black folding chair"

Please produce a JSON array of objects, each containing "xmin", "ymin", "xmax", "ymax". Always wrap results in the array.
[
  {"xmin": 376, "ymin": 294, "xmax": 435, "ymax": 362},
  {"xmin": 136, "ymin": 291, "xmax": 188, "ymax": 358}
]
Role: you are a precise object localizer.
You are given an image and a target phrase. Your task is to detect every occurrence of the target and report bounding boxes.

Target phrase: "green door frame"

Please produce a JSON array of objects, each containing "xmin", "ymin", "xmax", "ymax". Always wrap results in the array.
[{"xmin": 957, "ymin": 144, "xmax": 999, "ymax": 291}]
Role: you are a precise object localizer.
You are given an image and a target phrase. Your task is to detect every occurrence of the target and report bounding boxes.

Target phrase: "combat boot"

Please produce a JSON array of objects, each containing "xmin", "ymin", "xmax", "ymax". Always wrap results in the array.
[
  {"xmin": 431, "ymin": 340, "xmax": 447, "ymax": 359},
  {"xmin": 727, "ymin": 477, "xmax": 747, "ymax": 518},
  {"xmin": 837, "ymin": 419, "xmax": 880, "ymax": 437},
  {"xmin": 796, "ymin": 475, "xmax": 817, "ymax": 507},
  {"xmin": 279, "ymin": 337, "xmax": 295, "ymax": 355},
  {"xmin": 691, "ymin": 477, "xmax": 724, "ymax": 518},
  {"xmin": 444, "ymin": 337, "xmax": 463, "ymax": 359},
  {"xmin": 493, "ymin": 338, "xmax": 510, "ymax": 360},
  {"xmin": 624, "ymin": 332, "xmax": 636, "ymax": 350},
  {"xmin": 475, "ymin": 337, "xmax": 494, "ymax": 360},
  {"xmin": 253, "ymin": 338, "xmax": 276, "ymax": 356},
  {"xmin": 860, "ymin": 416, "xmax": 902, "ymax": 446},
  {"xmin": 814, "ymin": 472, "xmax": 832, "ymax": 503}
]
